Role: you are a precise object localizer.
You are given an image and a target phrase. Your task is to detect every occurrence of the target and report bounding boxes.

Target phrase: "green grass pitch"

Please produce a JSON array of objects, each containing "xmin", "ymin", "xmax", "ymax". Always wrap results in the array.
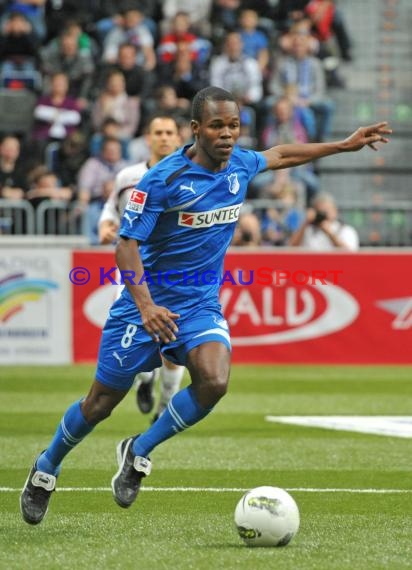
[{"xmin": 1, "ymin": 364, "xmax": 412, "ymax": 569}]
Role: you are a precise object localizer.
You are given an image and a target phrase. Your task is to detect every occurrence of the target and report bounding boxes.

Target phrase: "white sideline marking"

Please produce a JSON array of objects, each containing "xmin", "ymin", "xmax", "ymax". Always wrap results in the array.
[
  {"xmin": 1, "ymin": 486, "xmax": 411, "ymax": 494},
  {"xmin": 265, "ymin": 415, "xmax": 412, "ymax": 438}
]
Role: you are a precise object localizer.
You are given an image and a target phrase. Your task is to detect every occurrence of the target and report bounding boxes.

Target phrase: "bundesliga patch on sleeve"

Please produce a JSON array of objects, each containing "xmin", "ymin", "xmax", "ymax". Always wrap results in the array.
[{"xmin": 125, "ymin": 189, "xmax": 148, "ymax": 213}]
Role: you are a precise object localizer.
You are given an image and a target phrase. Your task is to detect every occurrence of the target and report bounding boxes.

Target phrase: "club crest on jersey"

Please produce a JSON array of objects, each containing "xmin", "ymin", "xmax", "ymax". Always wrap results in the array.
[
  {"xmin": 227, "ymin": 173, "xmax": 240, "ymax": 195},
  {"xmin": 125, "ymin": 189, "xmax": 148, "ymax": 213},
  {"xmin": 178, "ymin": 204, "xmax": 242, "ymax": 228}
]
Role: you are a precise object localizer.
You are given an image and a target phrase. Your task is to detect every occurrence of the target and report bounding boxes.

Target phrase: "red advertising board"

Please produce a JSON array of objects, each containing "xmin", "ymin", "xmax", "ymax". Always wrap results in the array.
[
  {"xmin": 72, "ymin": 251, "xmax": 116, "ymax": 363},
  {"xmin": 72, "ymin": 250, "xmax": 412, "ymax": 364}
]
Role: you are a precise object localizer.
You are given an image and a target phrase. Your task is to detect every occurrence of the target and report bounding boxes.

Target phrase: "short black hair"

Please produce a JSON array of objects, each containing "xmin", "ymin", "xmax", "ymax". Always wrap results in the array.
[
  {"xmin": 140, "ymin": 113, "xmax": 179, "ymax": 133},
  {"xmin": 191, "ymin": 87, "xmax": 238, "ymax": 123}
]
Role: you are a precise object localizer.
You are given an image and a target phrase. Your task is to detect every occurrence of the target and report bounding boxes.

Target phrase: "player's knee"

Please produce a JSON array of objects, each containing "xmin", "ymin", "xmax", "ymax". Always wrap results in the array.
[
  {"xmin": 209, "ymin": 376, "xmax": 228, "ymax": 403},
  {"xmin": 201, "ymin": 371, "xmax": 228, "ymax": 405}
]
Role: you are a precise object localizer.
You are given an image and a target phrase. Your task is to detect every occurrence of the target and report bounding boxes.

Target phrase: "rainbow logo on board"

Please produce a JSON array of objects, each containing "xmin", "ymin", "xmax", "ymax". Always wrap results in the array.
[{"xmin": 0, "ymin": 273, "xmax": 58, "ymax": 323}]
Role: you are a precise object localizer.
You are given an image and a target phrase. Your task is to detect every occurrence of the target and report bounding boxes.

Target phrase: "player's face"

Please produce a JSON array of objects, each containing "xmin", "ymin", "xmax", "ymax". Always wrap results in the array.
[
  {"xmin": 192, "ymin": 100, "xmax": 240, "ymax": 167},
  {"xmin": 148, "ymin": 118, "xmax": 180, "ymax": 160}
]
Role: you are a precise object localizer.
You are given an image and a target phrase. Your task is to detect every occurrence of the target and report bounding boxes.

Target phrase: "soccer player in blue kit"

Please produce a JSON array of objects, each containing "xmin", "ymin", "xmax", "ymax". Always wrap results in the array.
[{"xmin": 21, "ymin": 86, "xmax": 391, "ymax": 524}]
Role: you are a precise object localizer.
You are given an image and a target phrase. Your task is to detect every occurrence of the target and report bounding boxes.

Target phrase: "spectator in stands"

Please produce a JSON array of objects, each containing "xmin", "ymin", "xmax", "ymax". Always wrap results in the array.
[
  {"xmin": 0, "ymin": 135, "xmax": 28, "ymax": 199},
  {"xmin": 257, "ymin": 170, "xmax": 305, "ymax": 244},
  {"xmin": 95, "ymin": 43, "xmax": 153, "ymax": 115},
  {"xmin": 264, "ymin": 202, "xmax": 304, "ymax": 244},
  {"xmin": 305, "ymin": 0, "xmax": 353, "ymax": 62},
  {"xmin": 237, "ymin": 105, "xmax": 257, "ymax": 149},
  {"xmin": 1, "ymin": 0, "xmax": 47, "ymax": 41},
  {"xmin": 275, "ymin": 0, "xmax": 353, "ymax": 61},
  {"xmin": 91, "ymin": 70, "xmax": 140, "ymax": 142},
  {"xmin": 261, "ymin": 96, "xmax": 319, "ymax": 202},
  {"xmin": 62, "ymin": 19, "xmax": 99, "ymax": 58},
  {"xmin": 305, "ymin": 0, "xmax": 334, "ymax": 46},
  {"xmin": 238, "ymin": 8, "xmax": 269, "ymax": 74},
  {"xmin": 86, "ymin": 1, "xmax": 158, "ymax": 45},
  {"xmin": 89, "ymin": 118, "xmax": 130, "ymax": 160},
  {"xmin": 158, "ymin": 40, "xmax": 209, "ymax": 101},
  {"xmin": 108, "ymin": 43, "xmax": 151, "ymax": 98},
  {"xmin": 232, "ymin": 208, "xmax": 262, "ymax": 247},
  {"xmin": 278, "ymin": 14, "xmax": 345, "ymax": 88},
  {"xmin": 268, "ymin": 26, "xmax": 335, "ymax": 141},
  {"xmin": 304, "ymin": 0, "xmax": 345, "ymax": 87},
  {"xmin": 102, "ymin": 6, "xmax": 156, "ymax": 71},
  {"xmin": 0, "ymin": 10, "xmax": 41, "ymax": 91},
  {"xmin": 210, "ymin": 0, "xmax": 241, "ymax": 40},
  {"xmin": 24, "ymin": 165, "xmax": 74, "ymax": 234},
  {"xmin": 210, "ymin": 31, "xmax": 263, "ymax": 105},
  {"xmin": 151, "ymin": 85, "xmax": 191, "ymax": 122},
  {"xmin": 49, "ymin": 129, "xmax": 89, "ymax": 189},
  {"xmin": 274, "ymin": 0, "xmax": 314, "ymax": 32},
  {"xmin": 25, "ymin": 166, "xmax": 73, "ymax": 207},
  {"xmin": 260, "ymin": 208, "xmax": 287, "ymax": 246},
  {"xmin": 77, "ymin": 136, "xmax": 128, "ymax": 244},
  {"xmin": 32, "ymin": 72, "xmax": 82, "ymax": 156},
  {"xmin": 42, "ymin": 19, "xmax": 98, "ymax": 61},
  {"xmin": 157, "ymin": 12, "xmax": 211, "ymax": 66},
  {"xmin": 40, "ymin": 27, "xmax": 95, "ymax": 108},
  {"xmin": 161, "ymin": 0, "xmax": 213, "ymax": 37},
  {"xmin": 262, "ymin": 95, "xmax": 309, "ymax": 146},
  {"xmin": 251, "ymin": 167, "xmax": 305, "ymax": 203},
  {"xmin": 278, "ymin": 17, "xmax": 319, "ymax": 57},
  {"xmin": 289, "ymin": 192, "xmax": 359, "ymax": 250}
]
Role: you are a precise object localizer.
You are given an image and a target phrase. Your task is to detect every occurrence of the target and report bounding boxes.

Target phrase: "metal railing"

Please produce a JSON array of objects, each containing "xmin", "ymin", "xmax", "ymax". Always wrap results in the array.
[
  {"xmin": 35, "ymin": 200, "xmax": 85, "ymax": 236},
  {"xmin": 245, "ymin": 199, "xmax": 412, "ymax": 247},
  {"xmin": 1, "ymin": 198, "xmax": 412, "ymax": 246},
  {"xmin": 0, "ymin": 199, "xmax": 35, "ymax": 234},
  {"xmin": 0, "ymin": 199, "xmax": 85, "ymax": 237}
]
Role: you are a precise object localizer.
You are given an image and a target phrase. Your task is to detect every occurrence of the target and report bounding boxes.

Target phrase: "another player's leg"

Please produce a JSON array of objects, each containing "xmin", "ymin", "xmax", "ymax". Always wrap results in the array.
[
  {"xmin": 152, "ymin": 359, "xmax": 185, "ymax": 422},
  {"xmin": 20, "ymin": 380, "xmax": 129, "ymax": 525},
  {"xmin": 112, "ymin": 341, "xmax": 230, "ymax": 508},
  {"xmin": 135, "ymin": 370, "xmax": 157, "ymax": 414}
]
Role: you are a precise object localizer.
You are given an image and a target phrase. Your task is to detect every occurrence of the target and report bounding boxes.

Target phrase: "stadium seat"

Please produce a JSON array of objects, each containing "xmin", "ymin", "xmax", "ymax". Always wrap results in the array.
[{"xmin": 0, "ymin": 89, "xmax": 36, "ymax": 136}]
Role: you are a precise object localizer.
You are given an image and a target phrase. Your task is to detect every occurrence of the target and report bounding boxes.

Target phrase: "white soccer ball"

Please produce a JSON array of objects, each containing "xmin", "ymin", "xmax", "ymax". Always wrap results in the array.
[{"xmin": 234, "ymin": 486, "xmax": 300, "ymax": 547}]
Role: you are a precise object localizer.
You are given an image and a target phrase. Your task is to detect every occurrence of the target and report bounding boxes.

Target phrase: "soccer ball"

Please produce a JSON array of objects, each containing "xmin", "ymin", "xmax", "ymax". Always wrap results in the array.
[{"xmin": 234, "ymin": 486, "xmax": 300, "ymax": 547}]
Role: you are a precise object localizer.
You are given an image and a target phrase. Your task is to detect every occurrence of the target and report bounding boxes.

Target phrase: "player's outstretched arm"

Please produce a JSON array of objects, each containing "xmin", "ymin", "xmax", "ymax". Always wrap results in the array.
[
  {"xmin": 115, "ymin": 237, "xmax": 179, "ymax": 343},
  {"xmin": 262, "ymin": 122, "xmax": 392, "ymax": 171}
]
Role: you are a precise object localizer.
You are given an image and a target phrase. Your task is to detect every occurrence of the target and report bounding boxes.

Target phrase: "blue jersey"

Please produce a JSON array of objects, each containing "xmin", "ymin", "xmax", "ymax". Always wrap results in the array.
[{"xmin": 110, "ymin": 144, "xmax": 267, "ymax": 323}]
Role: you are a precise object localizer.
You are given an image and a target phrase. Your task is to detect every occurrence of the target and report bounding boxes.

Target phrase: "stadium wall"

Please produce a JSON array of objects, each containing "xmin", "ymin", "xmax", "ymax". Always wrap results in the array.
[{"xmin": 1, "ymin": 242, "xmax": 411, "ymax": 365}]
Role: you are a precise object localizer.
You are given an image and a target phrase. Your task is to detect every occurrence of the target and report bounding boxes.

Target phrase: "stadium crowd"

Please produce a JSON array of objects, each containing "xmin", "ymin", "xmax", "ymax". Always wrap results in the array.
[{"xmin": 0, "ymin": 0, "xmax": 355, "ymax": 246}]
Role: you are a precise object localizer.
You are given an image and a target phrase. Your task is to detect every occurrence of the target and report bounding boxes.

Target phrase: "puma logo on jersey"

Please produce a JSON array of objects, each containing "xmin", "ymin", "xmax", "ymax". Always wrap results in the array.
[
  {"xmin": 179, "ymin": 182, "xmax": 196, "ymax": 194},
  {"xmin": 124, "ymin": 211, "xmax": 138, "ymax": 227},
  {"xmin": 113, "ymin": 351, "xmax": 127, "ymax": 367},
  {"xmin": 178, "ymin": 204, "xmax": 243, "ymax": 228}
]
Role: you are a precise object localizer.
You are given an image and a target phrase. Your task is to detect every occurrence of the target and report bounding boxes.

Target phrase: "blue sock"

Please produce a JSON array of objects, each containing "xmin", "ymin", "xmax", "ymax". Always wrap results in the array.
[
  {"xmin": 36, "ymin": 400, "xmax": 94, "ymax": 476},
  {"xmin": 132, "ymin": 386, "xmax": 212, "ymax": 457}
]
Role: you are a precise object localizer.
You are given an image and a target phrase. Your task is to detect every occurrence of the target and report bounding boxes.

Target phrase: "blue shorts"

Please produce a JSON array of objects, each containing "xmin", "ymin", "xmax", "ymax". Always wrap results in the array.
[{"xmin": 95, "ymin": 308, "xmax": 231, "ymax": 390}]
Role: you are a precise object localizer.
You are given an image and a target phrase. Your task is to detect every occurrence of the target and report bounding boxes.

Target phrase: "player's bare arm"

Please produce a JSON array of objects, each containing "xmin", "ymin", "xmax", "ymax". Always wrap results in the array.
[
  {"xmin": 115, "ymin": 237, "xmax": 179, "ymax": 343},
  {"xmin": 262, "ymin": 122, "xmax": 392, "ymax": 171}
]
